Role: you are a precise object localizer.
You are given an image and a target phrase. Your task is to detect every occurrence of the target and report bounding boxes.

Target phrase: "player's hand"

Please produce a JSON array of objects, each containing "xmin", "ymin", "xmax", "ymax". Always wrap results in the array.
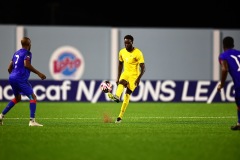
[
  {"xmin": 38, "ymin": 73, "xmax": 46, "ymax": 80},
  {"xmin": 217, "ymin": 83, "xmax": 223, "ymax": 92},
  {"xmin": 135, "ymin": 78, "xmax": 140, "ymax": 87}
]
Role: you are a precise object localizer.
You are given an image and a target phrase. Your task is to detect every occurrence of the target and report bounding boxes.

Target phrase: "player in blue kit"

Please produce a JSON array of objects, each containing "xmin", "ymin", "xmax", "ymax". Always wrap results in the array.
[
  {"xmin": 217, "ymin": 36, "xmax": 240, "ymax": 130},
  {"xmin": 0, "ymin": 37, "xmax": 46, "ymax": 126}
]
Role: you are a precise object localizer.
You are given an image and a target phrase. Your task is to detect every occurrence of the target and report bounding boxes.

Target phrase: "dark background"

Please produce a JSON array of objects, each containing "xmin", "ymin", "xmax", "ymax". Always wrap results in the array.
[{"xmin": 0, "ymin": 0, "xmax": 239, "ymax": 29}]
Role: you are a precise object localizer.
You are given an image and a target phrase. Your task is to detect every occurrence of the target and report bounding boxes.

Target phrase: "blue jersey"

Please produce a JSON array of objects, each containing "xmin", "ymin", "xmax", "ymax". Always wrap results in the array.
[
  {"xmin": 9, "ymin": 48, "xmax": 32, "ymax": 81},
  {"xmin": 219, "ymin": 49, "xmax": 240, "ymax": 89}
]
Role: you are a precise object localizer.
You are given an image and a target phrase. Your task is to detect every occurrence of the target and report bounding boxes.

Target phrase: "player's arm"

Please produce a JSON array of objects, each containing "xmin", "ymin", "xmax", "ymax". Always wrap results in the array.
[
  {"xmin": 24, "ymin": 60, "xmax": 46, "ymax": 80},
  {"xmin": 217, "ymin": 60, "xmax": 228, "ymax": 91},
  {"xmin": 116, "ymin": 61, "xmax": 123, "ymax": 84},
  {"xmin": 135, "ymin": 63, "xmax": 145, "ymax": 86},
  {"xmin": 7, "ymin": 61, "xmax": 13, "ymax": 74}
]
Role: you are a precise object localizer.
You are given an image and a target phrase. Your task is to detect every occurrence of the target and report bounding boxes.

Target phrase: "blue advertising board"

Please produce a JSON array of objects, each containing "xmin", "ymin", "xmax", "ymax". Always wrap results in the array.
[{"xmin": 0, "ymin": 80, "xmax": 234, "ymax": 103}]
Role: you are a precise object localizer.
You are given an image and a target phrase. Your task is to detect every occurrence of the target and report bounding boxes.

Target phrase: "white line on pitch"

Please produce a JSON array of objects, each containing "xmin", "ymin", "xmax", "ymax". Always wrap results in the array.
[
  {"xmin": 3, "ymin": 116, "xmax": 236, "ymax": 120},
  {"xmin": 135, "ymin": 116, "xmax": 236, "ymax": 119}
]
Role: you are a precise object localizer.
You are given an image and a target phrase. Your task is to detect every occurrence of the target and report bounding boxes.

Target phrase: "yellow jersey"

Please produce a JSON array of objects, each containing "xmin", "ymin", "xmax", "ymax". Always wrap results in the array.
[{"xmin": 119, "ymin": 47, "xmax": 144, "ymax": 75}]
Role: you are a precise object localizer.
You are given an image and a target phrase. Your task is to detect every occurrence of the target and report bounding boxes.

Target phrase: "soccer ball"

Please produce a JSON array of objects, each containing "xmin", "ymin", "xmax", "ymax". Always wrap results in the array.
[{"xmin": 100, "ymin": 81, "xmax": 112, "ymax": 93}]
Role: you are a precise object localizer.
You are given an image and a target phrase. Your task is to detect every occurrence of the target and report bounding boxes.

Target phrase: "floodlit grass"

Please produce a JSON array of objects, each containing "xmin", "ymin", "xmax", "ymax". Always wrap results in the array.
[{"xmin": 0, "ymin": 102, "xmax": 239, "ymax": 160}]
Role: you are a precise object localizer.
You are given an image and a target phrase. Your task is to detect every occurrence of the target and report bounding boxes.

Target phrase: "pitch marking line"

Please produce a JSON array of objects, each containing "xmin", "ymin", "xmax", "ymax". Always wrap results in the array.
[{"xmin": 3, "ymin": 116, "xmax": 236, "ymax": 120}]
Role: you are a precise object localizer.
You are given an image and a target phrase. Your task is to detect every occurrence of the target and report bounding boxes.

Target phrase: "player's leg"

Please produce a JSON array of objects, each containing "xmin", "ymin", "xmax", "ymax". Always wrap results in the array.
[
  {"xmin": 27, "ymin": 93, "xmax": 43, "ymax": 127},
  {"xmin": 0, "ymin": 81, "xmax": 21, "ymax": 125},
  {"xmin": 115, "ymin": 76, "xmax": 136, "ymax": 123},
  {"xmin": 108, "ymin": 93, "xmax": 121, "ymax": 103},
  {"xmin": 108, "ymin": 73, "xmax": 128, "ymax": 102},
  {"xmin": 231, "ymin": 90, "xmax": 240, "ymax": 130},
  {"xmin": 28, "ymin": 94, "xmax": 37, "ymax": 121},
  {"xmin": 21, "ymin": 81, "xmax": 43, "ymax": 126},
  {"xmin": 1, "ymin": 94, "xmax": 21, "ymax": 113},
  {"xmin": 108, "ymin": 80, "xmax": 126, "ymax": 103},
  {"xmin": 116, "ymin": 80, "xmax": 128, "ymax": 98},
  {"xmin": 116, "ymin": 89, "xmax": 132, "ymax": 123}
]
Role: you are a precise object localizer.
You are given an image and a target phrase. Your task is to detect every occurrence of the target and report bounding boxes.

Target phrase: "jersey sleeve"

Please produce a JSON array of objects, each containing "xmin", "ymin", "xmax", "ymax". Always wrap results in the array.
[
  {"xmin": 219, "ymin": 53, "xmax": 227, "ymax": 60},
  {"xmin": 218, "ymin": 53, "xmax": 227, "ymax": 64},
  {"xmin": 24, "ymin": 52, "xmax": 31, "ymax": 61},
  {"xmin": 119, "ymin": 50, "xmax": 123, "ymax": 62},
  {"xmin": 137, "ymin": 50, "xmax": 144, "ymax": 63}
]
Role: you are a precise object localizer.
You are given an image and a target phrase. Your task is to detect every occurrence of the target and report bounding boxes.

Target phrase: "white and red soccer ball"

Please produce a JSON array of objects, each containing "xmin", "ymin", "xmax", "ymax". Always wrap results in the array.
[{"xmin": 100, "ymin": 81, "xmax": 112, "ymax": 93}]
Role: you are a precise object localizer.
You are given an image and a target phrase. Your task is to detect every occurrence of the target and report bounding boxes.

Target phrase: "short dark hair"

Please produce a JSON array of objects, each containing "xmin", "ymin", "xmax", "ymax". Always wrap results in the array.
[
  {"xmin": 124, "ymin": 35, "xmax": 134, "ymax": 42},
  {"xmin": 223, "ymin": 36, "xmax": 234, "ymax": 49}
]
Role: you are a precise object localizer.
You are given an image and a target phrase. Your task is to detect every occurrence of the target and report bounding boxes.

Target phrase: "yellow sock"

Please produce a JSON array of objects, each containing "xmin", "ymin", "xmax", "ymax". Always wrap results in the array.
[
  {"xmin": 116, "ymin": 84, "xmax": 124, "ymax": 98},
  {"xmin": 118, "ymin": 94, "xmax": 130, "ymax": 119}
]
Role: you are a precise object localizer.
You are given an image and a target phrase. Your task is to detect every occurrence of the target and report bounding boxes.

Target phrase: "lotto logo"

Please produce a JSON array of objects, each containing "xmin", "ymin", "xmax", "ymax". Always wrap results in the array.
[{"xmin": 49, "ymin": 46, "xmax": 85, "ymax": 80}]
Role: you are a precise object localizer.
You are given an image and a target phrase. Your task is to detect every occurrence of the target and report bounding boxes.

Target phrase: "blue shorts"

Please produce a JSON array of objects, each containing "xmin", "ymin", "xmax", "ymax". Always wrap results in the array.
[
  {"xmin": 9, "ymin": 77, "xmax": 33, "ymax": 97},
  {"xmin": 235, "ymin": 87, "xmax": 240, "ymax": 106}
]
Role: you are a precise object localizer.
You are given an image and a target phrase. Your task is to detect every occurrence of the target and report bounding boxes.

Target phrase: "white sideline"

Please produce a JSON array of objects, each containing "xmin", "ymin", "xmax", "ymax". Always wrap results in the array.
[{"xmin": 3, "ymin": 116, "xmax": 236, "ymax": 120}]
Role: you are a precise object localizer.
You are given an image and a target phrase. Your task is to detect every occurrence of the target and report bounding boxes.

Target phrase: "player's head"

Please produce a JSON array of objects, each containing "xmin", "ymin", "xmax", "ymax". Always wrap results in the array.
[
  {"xmin": 21, "ymin": 37, "xmax": 31, "ymax": 51},
  {"xmin": 124, "ymin": 35, "xmax": 134, "ymax": 52},
  {"xmin": 223, "ymin": 36, "xmax": 234, "ymax": 50}
]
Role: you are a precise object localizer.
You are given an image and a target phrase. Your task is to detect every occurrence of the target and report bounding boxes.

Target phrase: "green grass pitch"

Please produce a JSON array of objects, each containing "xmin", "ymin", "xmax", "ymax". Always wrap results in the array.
[{"xmin": 0, "ymin": 102, "xmax": 239, "ymax": 160}]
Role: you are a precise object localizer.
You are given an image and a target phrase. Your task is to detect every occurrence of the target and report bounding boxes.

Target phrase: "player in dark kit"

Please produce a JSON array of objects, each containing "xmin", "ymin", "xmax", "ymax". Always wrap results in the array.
[
  {"xmin": 217, "ymin": 36, "xmax": 240, "ymax": 130},
  {"xmin": 0, "ymin": 37, "xmax": 46, "ymax": 126}
]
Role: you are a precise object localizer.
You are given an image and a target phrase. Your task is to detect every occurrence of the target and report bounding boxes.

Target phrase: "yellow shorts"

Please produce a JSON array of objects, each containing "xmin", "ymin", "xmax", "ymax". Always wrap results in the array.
[{"xmin": 119, "ymin": 72, "xmax": 139, "ymax": 92}]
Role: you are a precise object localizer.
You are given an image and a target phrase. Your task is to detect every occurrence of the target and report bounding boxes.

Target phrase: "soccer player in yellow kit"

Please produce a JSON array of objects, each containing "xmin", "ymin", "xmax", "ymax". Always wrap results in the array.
[{"xmin": 108, "ymin": 35, "xmax": 146, "ymax": 123}]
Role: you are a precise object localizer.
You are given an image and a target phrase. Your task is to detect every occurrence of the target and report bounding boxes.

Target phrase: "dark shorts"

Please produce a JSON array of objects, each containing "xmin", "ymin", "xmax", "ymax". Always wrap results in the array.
[
  {"xmin": 9, "ymin": 78, "xmax": 33, "ymax": 97},
  {"xmin": 235, "ymin": 87, "xmax": 240, "ymax": 106}
]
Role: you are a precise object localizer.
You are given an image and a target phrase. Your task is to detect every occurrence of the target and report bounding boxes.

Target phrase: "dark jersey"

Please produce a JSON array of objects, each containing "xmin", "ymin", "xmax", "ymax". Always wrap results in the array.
[
  {"xmin": 219, "ymin": 49, "xmax": 240, "ymax": 89},
  {"xmin": 9, "ymin": 48, "xmax": 32, "ymax": 81}
]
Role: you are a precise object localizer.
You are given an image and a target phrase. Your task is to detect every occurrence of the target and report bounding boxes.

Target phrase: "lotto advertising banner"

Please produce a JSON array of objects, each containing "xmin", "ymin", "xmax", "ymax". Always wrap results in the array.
[{"xmin": 0, "ymin": 80, "xmax": 234, "ymax": 103}]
